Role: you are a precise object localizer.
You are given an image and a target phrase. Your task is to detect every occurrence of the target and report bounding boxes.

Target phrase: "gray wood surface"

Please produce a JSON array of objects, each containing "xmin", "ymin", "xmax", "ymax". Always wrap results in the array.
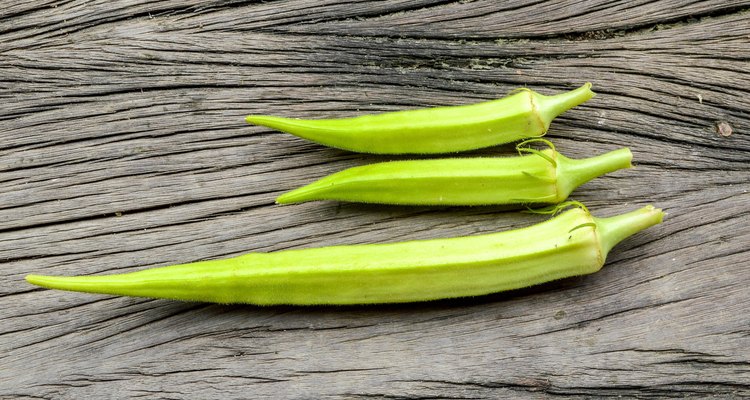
[{"xmin": 2, "ymin": 1, "xmax": 749, "ymax": 398}]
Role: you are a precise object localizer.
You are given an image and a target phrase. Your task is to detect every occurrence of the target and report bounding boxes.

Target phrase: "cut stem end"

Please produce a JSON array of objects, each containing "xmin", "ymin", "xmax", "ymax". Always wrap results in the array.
[
  {"xmin": 595, "ymin": 205, "xmax": 665, "ymax": 257},
  {"xmin": 535, "ymin": 83, "xmax": 595, "ymax": 128},
  {"xmin": 556, "ymin": 147, "xmax": 633, "ymax": 200}
]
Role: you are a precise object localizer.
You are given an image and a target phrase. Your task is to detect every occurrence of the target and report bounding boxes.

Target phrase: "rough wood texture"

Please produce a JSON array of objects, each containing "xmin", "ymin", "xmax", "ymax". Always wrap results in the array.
[{"xmin": 2, "ymin": 1, "xmax": 749, "ymax": 398}]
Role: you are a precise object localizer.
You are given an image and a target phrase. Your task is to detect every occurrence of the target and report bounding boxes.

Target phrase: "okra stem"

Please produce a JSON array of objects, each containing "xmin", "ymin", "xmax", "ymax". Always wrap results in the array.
[
  {"xmin": 556, "ymin": 147, "xmax": 633, "ymax": 201},
  {"xmin": 535, "ymin": 83, "xmax": 597, "ymax": 126},
  {"xmin": 595, "ymin": 205, "xmax": 664, "ymax": 257}
]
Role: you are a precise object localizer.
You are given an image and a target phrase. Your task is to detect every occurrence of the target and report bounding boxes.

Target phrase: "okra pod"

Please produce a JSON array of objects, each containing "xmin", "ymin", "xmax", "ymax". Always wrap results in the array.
[
  {"xmin": 26, "ymin": 204, "xmax": 663, "ymax": 305},
  {"xmin": 246, "ymin": 83, "xmax": 594, "ymax": 154},
  {"xmin": 277, "ymin": 140, "xmax": 632, "ymax": 206}
]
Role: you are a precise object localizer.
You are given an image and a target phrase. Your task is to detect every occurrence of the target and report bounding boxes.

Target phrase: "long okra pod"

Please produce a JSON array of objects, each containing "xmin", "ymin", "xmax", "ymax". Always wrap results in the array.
[
  {"xmin": 246, "ymin": 83, "xmax": 594, "ymax": 154},
  {"xmin": 26, "ymin": 205, "xmax": 663, "ymax": 305},
  {"xmin": 277, "ymin": 140, "xmax": 632, "ymax": 206}
]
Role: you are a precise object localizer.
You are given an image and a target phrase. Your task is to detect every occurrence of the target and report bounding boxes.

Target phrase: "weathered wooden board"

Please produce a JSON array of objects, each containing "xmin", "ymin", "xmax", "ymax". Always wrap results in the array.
[{"xmin": 1, "ymin": 1, "xmax": 749, "ymax": 398}]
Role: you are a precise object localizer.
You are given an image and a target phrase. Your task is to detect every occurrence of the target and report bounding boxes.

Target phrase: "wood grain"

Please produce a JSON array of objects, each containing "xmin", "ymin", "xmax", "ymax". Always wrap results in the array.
[{"xmin": 1, "ymin": 1, "xmax": 749, "ymax": 398}]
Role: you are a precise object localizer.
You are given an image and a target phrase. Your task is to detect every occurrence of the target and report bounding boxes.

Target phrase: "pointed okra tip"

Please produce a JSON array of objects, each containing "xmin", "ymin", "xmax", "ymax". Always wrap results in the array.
[
  {"xmin": 25, "ymin": 274, "xmax": 45, "ymax": 286},
  {"xmin": 245, "ymin": 115, "xmax": 291, "ymax": 127},
  {"xmin": 27, "ymin": 273, "xmax": 136, "ymax": 297},
  {"xmin": 275, "ymin": 190, "xmax": 303, "ymax": 204},
  {"xmin": 26, "ymin": 274, "xmax": 71, "ymax": 291},
  {"xmin": 275, "ymin": 180, "xmax": 328, "ymax": 204},
  {"xmin": 245, "ymin": 115, "xmax": 267, "ymax": 125}
]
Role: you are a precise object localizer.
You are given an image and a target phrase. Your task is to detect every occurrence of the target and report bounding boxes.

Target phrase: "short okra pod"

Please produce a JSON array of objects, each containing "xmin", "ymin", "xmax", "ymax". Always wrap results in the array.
[
  {"xmin": 277, "ymin": 140, "xmax": 632, "ymax": 206},
  {"xmin": 246, "ymin": 83, "xmax": 595, "ymax": 154},
  {"xmin": 26, "ymin": 204, "xmax": 663, "ymax": 305}
]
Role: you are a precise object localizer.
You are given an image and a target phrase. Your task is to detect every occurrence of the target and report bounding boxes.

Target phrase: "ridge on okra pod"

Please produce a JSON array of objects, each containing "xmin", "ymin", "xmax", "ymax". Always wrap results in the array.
[
  {"xmin": 276, "ymin": 139, "xmax": 633, "ymax": 206},
  {"xmin": 25, "ymin": 204, "xmax": 664, "ymax": 306},
  {"xmin": 246, "ymin": 83, "xmax": 594, "ymax": 154}
]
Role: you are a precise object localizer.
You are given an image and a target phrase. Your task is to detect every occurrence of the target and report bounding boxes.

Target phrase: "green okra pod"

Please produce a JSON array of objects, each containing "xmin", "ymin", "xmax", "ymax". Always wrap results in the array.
[
  {"xmin": 246, "ymin": 83, "xmax": 594, "ymax": 154},
  {"xmin": 26, "ymin": 204, "xmax": 663, "ymax": 305},
  {"xmin": 277, "ymin": 140, "xmax": 632, "ymax": 206}
]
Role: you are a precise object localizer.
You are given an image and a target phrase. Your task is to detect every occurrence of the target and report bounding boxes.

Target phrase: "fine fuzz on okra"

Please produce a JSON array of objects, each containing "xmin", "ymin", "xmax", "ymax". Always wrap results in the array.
[
  {"xmin": 277, "ymin": 140, "xmax": 632, "ymax": 206},
  {"xmin": 25, "ymin": 204, "xmax": 663, "ymax": 305},
  {"xmin": 246, "ymin": 83, "xmax": 594, "ymax": 154}
]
